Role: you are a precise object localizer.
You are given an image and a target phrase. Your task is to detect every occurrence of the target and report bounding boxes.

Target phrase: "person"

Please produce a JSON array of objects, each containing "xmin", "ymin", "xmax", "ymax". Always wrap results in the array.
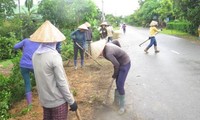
[
  {"xmin": 85, "ymin": 22, "xmax": 93, "ymax": 56},
  {"xmin": 144, "ymin": 20, "xmax": 161, "ymax": 53},
  {"xmin": 198, "ymin": 25, "xmax": 200, "ymax": 39},
  {"xmin": 30, "ymin": 20, "xmax": 77, "ymax": 120},
  {"xmin": 106, "ymin": 24, "xmax": 114, "ymax": 42},
  {"xmin": 122, "ymin": 23, "xmax": 126, "ymax": 34},
  {"xmin": 14, "ymin": 38, "xmax": 40, "ymax": 107},
  {"xmin": 99, "ymin": 22, "xmax": 108, "ymax": 39},
  {"xmin": 56, "ymin": 42, "xmax": 62, "ymax": 54},
  {"xmin": 70, "ymin": 24, "xmax": 88, "ymax": 69},
  {"xmin": 102, "ymin": 40, "xmax": 131, "ymax": 114}
]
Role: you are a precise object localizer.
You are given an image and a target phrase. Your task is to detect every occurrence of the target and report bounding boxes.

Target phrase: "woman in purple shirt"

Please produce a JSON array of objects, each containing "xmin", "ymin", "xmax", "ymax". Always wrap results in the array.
[{"xmin": 14, "ymin": 38, "xmax": 40, "ymax": 106}]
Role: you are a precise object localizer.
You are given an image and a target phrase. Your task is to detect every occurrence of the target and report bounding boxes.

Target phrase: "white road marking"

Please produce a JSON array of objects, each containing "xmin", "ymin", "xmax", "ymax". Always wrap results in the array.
[{"xmin": 171, "ymin": 50, "xmax": 180, "ymax": 55}]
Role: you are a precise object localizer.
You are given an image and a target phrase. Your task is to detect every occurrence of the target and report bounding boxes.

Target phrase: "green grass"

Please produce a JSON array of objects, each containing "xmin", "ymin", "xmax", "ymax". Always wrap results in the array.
[
  {"xmin": 0, "ymin": 59, "xmax": 13, "ymax": 68},
  {"xmin": 161, "ymin": 29, "xmax": 188, "ymax": 35},
  {"xmin": 161, "ymin": 29, "xmax": 200, "ymax": 42}
]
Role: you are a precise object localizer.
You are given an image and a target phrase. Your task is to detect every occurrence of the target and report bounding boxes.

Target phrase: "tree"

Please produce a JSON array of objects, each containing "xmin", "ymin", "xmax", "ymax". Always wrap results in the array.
[
  {"xmin": 173, "ymin": 0, "xmax": 200, "ymax": 34},
  {"xmin": 38, "ymin": 0, "xmax": 101, "ymax": 29},
  {"xmin": 25, "ymin": 0, "xmax": 33, "ymax": 13},
  {"xmin": 0, "ymin": 0, "xmax": 16, "ymax": 19}
]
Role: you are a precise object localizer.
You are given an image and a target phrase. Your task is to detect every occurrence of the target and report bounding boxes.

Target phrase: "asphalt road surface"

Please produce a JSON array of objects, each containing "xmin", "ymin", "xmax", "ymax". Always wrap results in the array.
[{"xmin": 95, "ymin": 26, "xmax": 200, "ymax": 120}]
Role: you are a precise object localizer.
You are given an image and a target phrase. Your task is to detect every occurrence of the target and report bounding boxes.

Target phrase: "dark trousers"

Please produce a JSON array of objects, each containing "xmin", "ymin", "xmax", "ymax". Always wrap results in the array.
[
  {"xmin": 73, "ymin": 43, "xmax": 84, "ymax": 61},
  {"xmin": 116, "ymin": 62, "xmax": 131, "ymax": 95}
]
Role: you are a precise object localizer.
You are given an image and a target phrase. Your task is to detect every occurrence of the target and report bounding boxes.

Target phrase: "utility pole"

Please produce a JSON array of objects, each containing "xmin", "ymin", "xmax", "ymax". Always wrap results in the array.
[{"xmin": 101, "ymin": 0, "xmax": 105, "ymax": 22}]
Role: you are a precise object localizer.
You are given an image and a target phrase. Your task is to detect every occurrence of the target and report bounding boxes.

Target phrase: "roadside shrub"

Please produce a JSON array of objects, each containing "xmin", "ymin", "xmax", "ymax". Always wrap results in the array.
[
  {"xmin": 61, "ymin": 41, "xmax": 74, "ymax": 61},
  {"xmin": 0, "ymin": 53, "xmax": 35, "ymax": 119},
  {"xmin": 0, "ymin": 35, "xmax": 18, "ymax": 60},
  {"xmin": 92, "ymin": 27, "xmax": 101, "ymax": 41},
  {"xmin": 0, "ymin": 18, "xmax": 22, "ymax": 39},
  {"xmin": 0, "ymin": 75, "xmax": 11, "ymax": 120},
  {"xmin": 9, "ymin": 54, "xmax": 25, "ymax": 104},
  {"xmin": 166, "ymin": 20, "xmax": 191, "ymax": 33}
]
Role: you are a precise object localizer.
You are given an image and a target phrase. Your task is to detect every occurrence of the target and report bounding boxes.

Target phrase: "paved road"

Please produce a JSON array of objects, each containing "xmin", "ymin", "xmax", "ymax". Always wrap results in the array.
[{"xmin": 95, "ymin": 26, "xmax": 200, "ymax": 120}]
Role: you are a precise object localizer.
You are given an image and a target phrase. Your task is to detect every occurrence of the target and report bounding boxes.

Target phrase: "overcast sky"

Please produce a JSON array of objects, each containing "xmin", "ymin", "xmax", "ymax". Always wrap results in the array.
[
  {"xmin": 17, "ymin": 0, "xmax": 139, "ymax": 16},
  {"xmin": 92, "ymin": 0, "xmax": 139, "ymax": 16}
]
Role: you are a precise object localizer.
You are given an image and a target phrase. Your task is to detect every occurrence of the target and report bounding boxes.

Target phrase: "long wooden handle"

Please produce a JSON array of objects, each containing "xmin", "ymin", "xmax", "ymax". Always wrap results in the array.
[
  {"xmin": 104, "ymin": 78, "xmax": 115, "ymax": 104},
  {"xmin": 75, "ymin": 42, "xmax": 102, "ymax": 66},
  {"xmin": 75, "ymin": 109, "xmax": 82, "ymax": 120}
]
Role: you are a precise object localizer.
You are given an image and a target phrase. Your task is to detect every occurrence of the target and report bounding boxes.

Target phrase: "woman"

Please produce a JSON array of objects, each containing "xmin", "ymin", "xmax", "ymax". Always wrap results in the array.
[
  {"xmin": 14, "ymin": 38, "xmax": 40, "ymax": 107},
  {"xmin": 70, "ymin": 24, "xmax": 88, "ymax": 69},
  {"xmin": 103, "ymin": 41, "xmax": 131, "ymax": 114},
  {"xmin": 144, "ymin": 20, "xmax": 161, "ymax": 53},
  {"xmin": 31, "ymin": 20, "xmax": 77, "ymax": 120},
  {"xmin": 99, "ymin": 22, "xmax": 108, "ymax": 39}
]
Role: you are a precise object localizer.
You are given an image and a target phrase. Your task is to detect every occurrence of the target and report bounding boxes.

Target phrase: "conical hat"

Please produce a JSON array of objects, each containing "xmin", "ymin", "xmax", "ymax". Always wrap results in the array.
[
  {"xmin": 84, "ymin": 22, "xmax": 91, "ymax": 27},
  {"xmin": 150, "ymin": 21, "xmax": 158, "ymax": 27},
  {"xmin": 78, "ymin": 24, "xmax": 88, "ymax": 30},
  {"xmin": 30, "ymin": 20, "xmax": 66, "ymax": 43},
  {"xmin": 101, "ymin": 22, "xmax": 108, "ymax": 26},
  {"xmin": 91, "ymin": 39, "xmax": 107, "ymax": 59}
]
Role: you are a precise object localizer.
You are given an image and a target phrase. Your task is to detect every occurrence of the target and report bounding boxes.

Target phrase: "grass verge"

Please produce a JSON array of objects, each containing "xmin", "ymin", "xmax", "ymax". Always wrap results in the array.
[
  {"xmin": 161, "ymin": 29, "xmax": 200, "ymax": 43},
  {"xmin": 0, "ymin": 59, "xmax": 13, "ymax": 68}
]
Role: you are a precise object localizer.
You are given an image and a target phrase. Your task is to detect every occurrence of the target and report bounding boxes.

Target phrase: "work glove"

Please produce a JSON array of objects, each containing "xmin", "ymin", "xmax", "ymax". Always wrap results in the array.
[
  {"xmin": 112, "ymin": 74, "xmax": 117, "ymax": 79},
  {"xmin": 70, "ymin": 101, "xmax": 78, "ymax": 111}
]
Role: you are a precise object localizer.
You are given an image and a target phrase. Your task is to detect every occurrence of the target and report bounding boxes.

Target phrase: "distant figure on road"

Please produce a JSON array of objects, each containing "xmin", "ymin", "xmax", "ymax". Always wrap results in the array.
[
  {"xmin": 144, "ymin": 20, "xmax": 161, "ymax": 53},
  {"xmin": 122, "ymin": 23, "xmax": 126, "ymax": 34}
]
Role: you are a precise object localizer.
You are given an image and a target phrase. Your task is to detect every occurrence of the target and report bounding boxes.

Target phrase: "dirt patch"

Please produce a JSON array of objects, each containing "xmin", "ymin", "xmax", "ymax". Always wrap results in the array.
[
  {"xmin": 8, "ymin": 57, "xmax": 114, "ymax": 120},
  {"xmin": 0, "ymin": 64, "xmax": 13, "ymax": 76}
]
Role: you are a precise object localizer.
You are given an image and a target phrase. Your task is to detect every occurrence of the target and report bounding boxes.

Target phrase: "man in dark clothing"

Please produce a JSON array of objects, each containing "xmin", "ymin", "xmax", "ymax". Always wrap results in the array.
[
  {"xmin": 85, "ymin": 22, "xmax": 93, "ymax": 56},
  {"xmin": 102, "ymin": 41, "xmax": 131, "ymax": 114}
]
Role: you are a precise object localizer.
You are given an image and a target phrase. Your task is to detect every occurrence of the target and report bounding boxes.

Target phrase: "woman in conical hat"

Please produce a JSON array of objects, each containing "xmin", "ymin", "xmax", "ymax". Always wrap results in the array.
[
  {"xmin": 102, "ymin": 40, "xmax": 131, "ymax": 115},
  {"xmin": 144, "ymin": 20, "xmax": 161, "ymax": 53},
  {"xmin": 99, "ymin": 22, "xmax": 108, "ymax": 39},
  {"xmin": 70, "ymin": 24, "xmax": 88, "ymax": 69},
  {"xmin": 30, "ymin": 20, "xmax": 78, "ymax": 120}
]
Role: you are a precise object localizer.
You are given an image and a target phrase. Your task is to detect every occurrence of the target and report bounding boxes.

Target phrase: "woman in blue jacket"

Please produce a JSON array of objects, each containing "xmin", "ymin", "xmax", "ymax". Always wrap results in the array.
[{"xmin": 70, "ymin": 24, "xmax": 88, "ymax": 69}]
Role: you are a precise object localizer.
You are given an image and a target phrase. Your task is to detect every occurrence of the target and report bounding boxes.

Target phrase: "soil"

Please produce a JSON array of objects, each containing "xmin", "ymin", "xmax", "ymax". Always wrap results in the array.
[
  {"xmin": 5, "ymin": 57, "xmax": 114, "ymax": 120},
  {"xmin": 0, "ymin": 64, "xmax": 13, "ymax": 77}
]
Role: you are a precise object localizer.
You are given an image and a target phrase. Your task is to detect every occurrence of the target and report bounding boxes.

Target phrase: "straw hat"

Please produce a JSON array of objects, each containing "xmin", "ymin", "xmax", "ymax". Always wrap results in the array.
[
  {"xmin": 100, "ymin": 22, "xmax": 108, "ymax": 26},
  {"xmin": 91, "ymin": 39, "xmax": 107, "ymax": 59},
  {"xmin": 78, "ymin": 24, "xmax": 88, "ymax": 30},
  {"xmin": 150, "ymin": 21, "xmax": 158, "ymax": 27},
  {"xmin": 84, "ymin": 22, "xmax": 91, "ymax": 27},
  {"xmin": 30, "ymin": 20, "xmax": 66, "ymax": 43}
]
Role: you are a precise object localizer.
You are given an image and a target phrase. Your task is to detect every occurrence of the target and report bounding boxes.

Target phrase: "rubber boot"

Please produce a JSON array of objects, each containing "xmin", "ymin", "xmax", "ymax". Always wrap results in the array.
[
  {"xmin": 154, "ymin": 46, "xmax": 160, "ymax": 53},
  {"xmin": 144, "ymin": 47, "xmax": 149, "ymax": 53},
  {"xmin": 74, "ymin": 60, "xmax": 77, "ymax": 70},
  {"xmin": 26, "ymin": 92, "xmax": 32, "ymax": 105},
  {"xmin": 113, "ymin": 89, "xmax": 120, "ymax": 107},
  {"xmin": 118, "ymin": 95, "xmax": 125, "ymax": 115}
]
